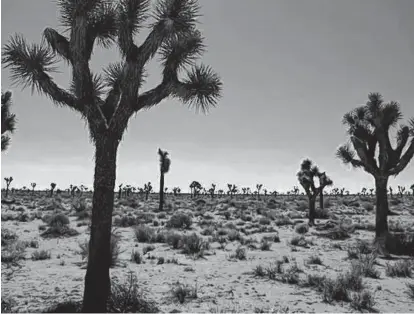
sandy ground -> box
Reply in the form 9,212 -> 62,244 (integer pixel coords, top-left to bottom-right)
1,192 -> 414,313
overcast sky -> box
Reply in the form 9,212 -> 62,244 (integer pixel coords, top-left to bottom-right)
1,0 -> 414,192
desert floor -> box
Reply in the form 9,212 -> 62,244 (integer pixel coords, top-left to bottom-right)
1,192 -> 414,313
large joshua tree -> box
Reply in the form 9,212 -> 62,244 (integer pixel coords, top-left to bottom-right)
336,93 -> 414,249
318,172 -> 333,209
2,0 -> 222,312
297,159 -> 333,226
1,90 -> 17,152
158,148 -> 171,211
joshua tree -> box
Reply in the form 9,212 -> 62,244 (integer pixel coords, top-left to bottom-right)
2,0 -> 221,311
117,184 -> 123,199
361,187 -> 367,196
389,186 -> 393,198
50,182 -> 56,197
189,181 -> 202,198
1,90 -> 17,152
336,93 -> 414,250
410,184 -> 414,196
31,182 -> 36,195
292,186 -> 299,196
209,184 -> 216,199
246,187 -> 251,195
397,185 -> 405,198
369,188 -> 374,196
263,189 -> 268,197
227,184 -> 238,198
271,190 -> 278,197
217,189 -> 224,197
172,187 -> 181,196
144,182 -> 153,201
256,184 -> 262,200
297,159 -> 332,225
318,172 -> 333,209
158,148 -> 171,211
4,176 -> 13,198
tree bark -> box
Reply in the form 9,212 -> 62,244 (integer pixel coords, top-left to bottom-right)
159,172 -> 164,211
375,176 -> 389,239
82,136 -> 119,313
308,195 -> 317,226
319,189 -> 324,209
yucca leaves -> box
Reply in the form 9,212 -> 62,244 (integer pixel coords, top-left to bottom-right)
1,91 -> 17,152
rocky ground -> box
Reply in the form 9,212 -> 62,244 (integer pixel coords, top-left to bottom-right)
1,192 -> 414,313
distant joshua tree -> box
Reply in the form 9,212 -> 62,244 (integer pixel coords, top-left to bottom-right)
217,189 -> 224,197
410,184 -> 414,196
4,176 -> 13,198
292,186 -> 299,196
172,187 -> 181,196
31,182 -> 36,195
369,188 -> 374,197
397,185 -> 405,198
144,182 -> 153,201
271,190 -> 278,197
361,187 -> 367,196
336,93 -> 414,252
190,181 -> 202,198
297,159 -> 333,225
50,182 -> 56,197
318,172 -> 333,209
227,184 -> 238,198
256,184 -> 263,200
388,186 -> 393,198
158,148 -> 171,211
118,184 -> 123,200
1,90 -> 17,152
209,184 -> 216,199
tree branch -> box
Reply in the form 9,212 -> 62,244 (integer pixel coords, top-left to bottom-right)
388,138 -> 414,176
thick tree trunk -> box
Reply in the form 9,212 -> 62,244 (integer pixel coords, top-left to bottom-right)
319,189 -> 324,209
159,172 -> 164,211
5,186 -> 9,198
375,176 -> 389,239
308,195 -> 317,226
82,136 -> 119,313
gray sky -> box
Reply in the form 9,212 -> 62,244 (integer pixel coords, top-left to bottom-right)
1,0 -> 414,192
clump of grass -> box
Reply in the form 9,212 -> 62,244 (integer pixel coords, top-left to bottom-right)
40,213 -> 79,238
259,217 -> 271,225
166,212 -> 193,229
171,282 -> 198,304
350,290 -> 376,311
108,271 -> 159,313
260,239 -> 272,251
227,229 -> 242,242
134,225 -> 155,243
1,297 -> 16,313
253,265 -> 266,277
165,232 -> 183,249
31,250 -> 51,261
406,283 -> 414,299
1,240 -> 27,264
295,223 -> 309,234
1,228 -> 18,246
385,260 -> 412,277
131,250 -> 143,264
181,233 -> 209,257
114,215 -> 137,227
290,235 -> 311,247
352,252 -> 380,279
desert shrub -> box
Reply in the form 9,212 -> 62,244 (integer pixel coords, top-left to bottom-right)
253,265 -> 266,277
350,290 -> 376,311
131,250 -> 143,264
1,241 -> 27,264
362,202 -> 374,211
108,271 -> 159,313
230,246 -> 247,260
351,253 -> 380,279
295,223 -> 309,234
385,260 -> 412,277
181,233 -> 209,256
72,198 -> 88,212
315,208 -> 330,219
259,217 -> 271,225
171,282 -> 198,304
165,232 -> 183,249
303,274 -> 326,289
223,211 -> 231,220
275,216 -> 293,226
323,198 -> 332,209
1,297 -> 16,313
114,215 -> 137,227
407,283 -> 414,299
200,226 -> 215,236
296,201 -> 308,211
142,245 -> 155,255
48,213 -> 70,227
75,210 -> 90,220
384,232 -> 414,256
40,225 -> 79,238
1,229 -> 18,246
166,213 -> 193,229
31,250 -> 51,261
227,229 -> 242,242
260,240 -> 272,251
44,301 -> 82,313
134,225 -> 155,243
307,255 -> 323,265
290,235 -> 310,247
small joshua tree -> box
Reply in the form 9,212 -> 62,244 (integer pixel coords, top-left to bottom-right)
361,187 -> 367,196
227,184 -> 238,198
410,184 -> 414,196
217,189 -> 224,197
31,182 -> 36,195
50,182 -> 56,197
118,184 -> 123,199
144,182 -> 153,201
297,159 -> 332,225
158,148 -> 171,211
256,184 -> 262,200
4,176 -> 13,198
336,93 -> 414,250
389,186 -> 393,198
369,188 -> 374,197
172,187 -> 180,196
209,183 -> 216,199
1,90 -> 17,152
292,186 -> 299,196
318,172 -> 333,209
397,185 -> 405,198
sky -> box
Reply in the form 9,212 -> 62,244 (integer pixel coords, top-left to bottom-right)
1,0 -> 414,193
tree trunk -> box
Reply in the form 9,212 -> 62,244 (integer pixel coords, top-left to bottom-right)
319,189 -> 324,209
5,186 -> 9,198
308,195 -> 317,226
374,176 -> 389,239
159,172 -> 164,211
50,189 -> 53,197
82,136 -> 119,313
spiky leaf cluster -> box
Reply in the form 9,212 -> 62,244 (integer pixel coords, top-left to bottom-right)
1,91 -> 17,151
336,93 -> 414,177
297,159 -> 332,197
158,148 -> 171,174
